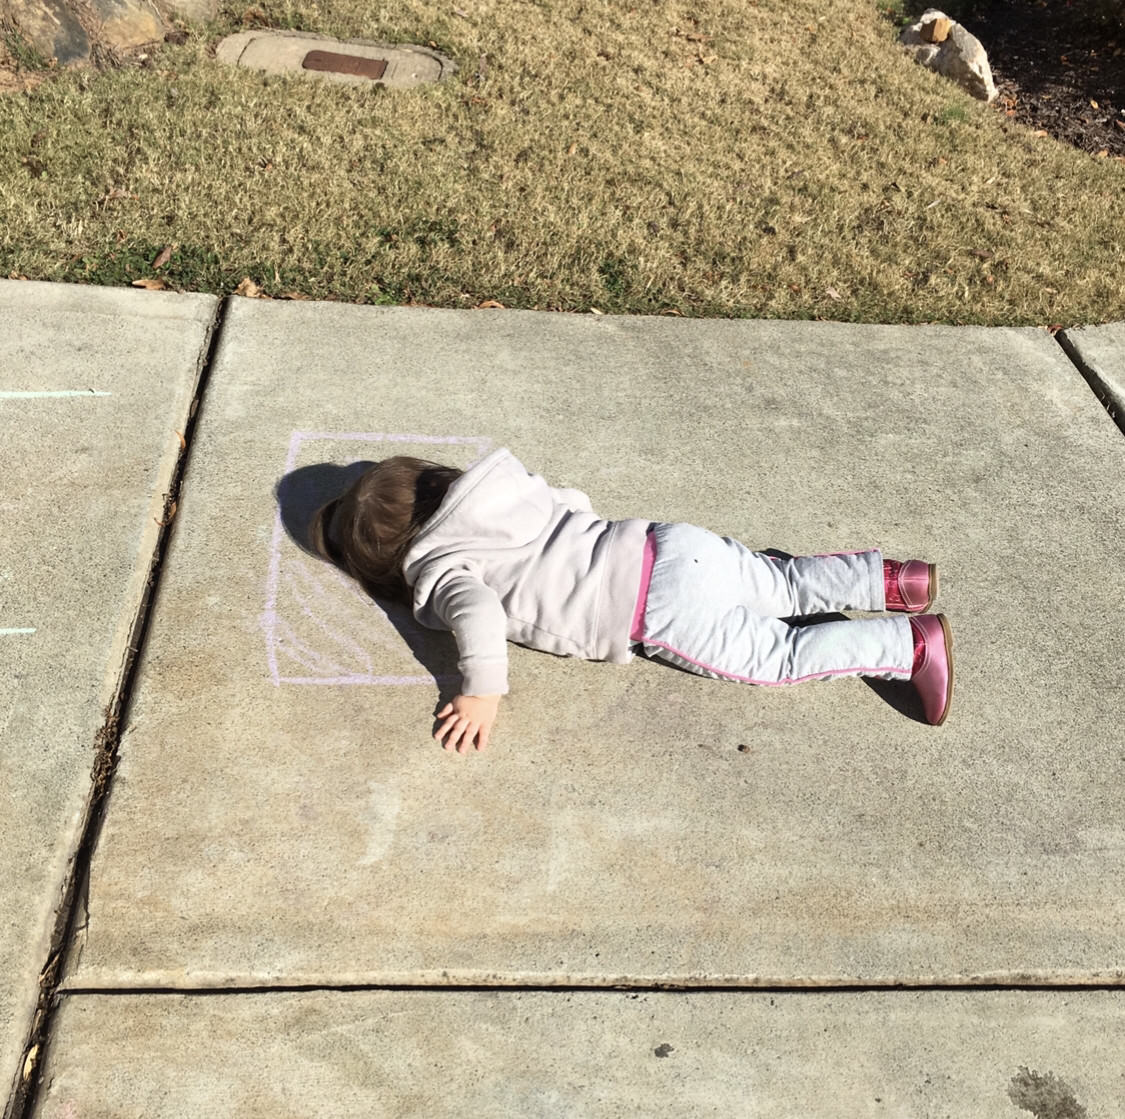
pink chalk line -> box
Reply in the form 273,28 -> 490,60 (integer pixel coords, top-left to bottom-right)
263,432 -> 491,686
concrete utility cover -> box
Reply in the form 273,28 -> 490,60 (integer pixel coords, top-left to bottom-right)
0,281 -> 215,1100
215,32 -> 454,88
33,990 -> 1125,1117
62,302 -> 1125,993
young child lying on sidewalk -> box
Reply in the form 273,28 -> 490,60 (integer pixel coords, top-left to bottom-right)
310,448 -> 953,752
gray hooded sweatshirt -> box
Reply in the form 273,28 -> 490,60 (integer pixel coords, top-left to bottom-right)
402,448 -> 649,696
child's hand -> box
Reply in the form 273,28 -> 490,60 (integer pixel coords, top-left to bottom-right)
434,694 -> 500,754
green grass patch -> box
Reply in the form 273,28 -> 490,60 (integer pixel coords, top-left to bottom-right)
2,23 -> 50,71
0,0 -> 1122,324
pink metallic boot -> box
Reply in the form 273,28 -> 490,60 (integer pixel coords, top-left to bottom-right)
909,614 -> 954,726
884,559 -> 938,613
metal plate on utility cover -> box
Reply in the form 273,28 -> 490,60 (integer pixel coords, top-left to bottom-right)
215,31 -> 455,88
303,51 -> 387,80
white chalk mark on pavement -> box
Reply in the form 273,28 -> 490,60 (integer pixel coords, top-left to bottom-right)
0,628 -> 36,636
0,390 -> 112,399
357,781 -> 401,866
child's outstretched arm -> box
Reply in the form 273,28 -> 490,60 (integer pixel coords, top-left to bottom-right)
426,569 -> 509,753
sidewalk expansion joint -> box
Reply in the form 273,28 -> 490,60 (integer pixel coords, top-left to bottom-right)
54,978 -> 1125,997
1054,328 -> 1124,437
6,297 -> 232,1119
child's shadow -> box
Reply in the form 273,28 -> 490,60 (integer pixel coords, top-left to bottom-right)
273,462 -> 460,692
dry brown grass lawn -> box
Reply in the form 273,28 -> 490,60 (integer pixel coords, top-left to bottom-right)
0,0 -> 1122,322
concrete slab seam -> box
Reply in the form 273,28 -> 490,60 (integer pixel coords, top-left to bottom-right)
1054,329 -> 1124,437
3,298 -> 228,1119
53,977 -> 1125,997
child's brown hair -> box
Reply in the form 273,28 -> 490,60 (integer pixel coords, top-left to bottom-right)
309,457 -> 462,602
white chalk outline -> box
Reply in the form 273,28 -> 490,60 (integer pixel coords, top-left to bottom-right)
0,390 -> 112,398
263,432 -> 492,686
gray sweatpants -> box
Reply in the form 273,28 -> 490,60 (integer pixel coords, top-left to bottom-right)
635,523 -> 914,685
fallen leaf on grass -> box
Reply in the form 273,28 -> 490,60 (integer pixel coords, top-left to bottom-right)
235,277 -> 267,298
475,299 -> 505,309
152,244 -> 175,269
1095,149 -> 1108,158
279,291 -> 312,301
98,188 -> 138,206
132,277 -> 169,291
825,286 -> 842,301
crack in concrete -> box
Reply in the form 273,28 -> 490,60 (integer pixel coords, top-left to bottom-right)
3,299 -> 227,1119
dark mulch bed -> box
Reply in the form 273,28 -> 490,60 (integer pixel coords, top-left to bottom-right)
957,0 -> 1125,157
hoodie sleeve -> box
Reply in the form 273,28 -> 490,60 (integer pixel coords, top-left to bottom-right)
427,568 -> 510,695
548,486 -> 594,514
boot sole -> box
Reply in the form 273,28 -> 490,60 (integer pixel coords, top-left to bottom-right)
934,612 -> 954,726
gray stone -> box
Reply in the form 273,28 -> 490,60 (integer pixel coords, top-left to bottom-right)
2,0 -> 90,65
155,0 -> 215,21
33,990 -> 1125,1117
1,0 -> 168,68
89,0 -> 162,51
215,31 -> 455,88
1059,322 -> 1125,424
0,280 -> 216,1102
59,303 -> 1125,994
900,8 -> 997,102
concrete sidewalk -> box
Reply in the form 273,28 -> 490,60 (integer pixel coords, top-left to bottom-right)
3,282 -> 1124,1117
1,282 -> 216,1115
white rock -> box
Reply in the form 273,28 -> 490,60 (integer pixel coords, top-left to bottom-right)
899,7 -> 997,102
